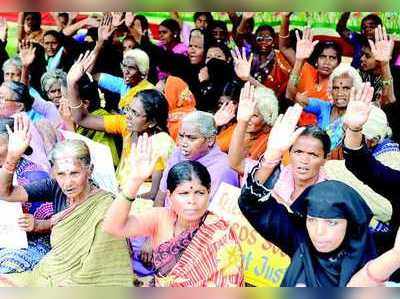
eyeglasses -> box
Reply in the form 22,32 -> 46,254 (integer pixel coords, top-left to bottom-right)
120,63 -> 138,72
256,36 -> 274,43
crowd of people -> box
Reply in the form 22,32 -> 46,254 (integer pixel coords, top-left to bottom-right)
0,11 -> 398,287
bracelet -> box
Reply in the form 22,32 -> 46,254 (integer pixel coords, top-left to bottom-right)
279,33 -> 290,39
382,78 -> 393,86
347,126 -> 363,133
366,261 -> 387,285
117,191 -> 135,202
289,73 -> 299,86
2,159 -> 18,173
69,101 -> 83,109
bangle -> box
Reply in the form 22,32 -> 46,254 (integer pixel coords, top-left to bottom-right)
289,73 -> 299,86
382,78 -> 393,86
347,126 -> 363,133
69,101 -> 83,109
279,33 -> 290,39
117,191 -> 135,202
366,261 -> 387,285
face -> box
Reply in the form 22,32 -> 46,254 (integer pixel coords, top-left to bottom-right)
170,177 -> 209,223
122,39 -> 135,54
211,27 -> 226,44
361,19 -> 378,40
4,65 -> 22,82
195,15 -> 208,30
46,82 -> 63,107
158,25 -> 175,45
24,14 -> 36,30
206,47 -> 226,63
331,76 -> 352,109
178,122 -> 212,160
53,157 -> 91,200
246,107 -> 266,134
58,15 -> 69,29
217,96 -> 237,111
121,57 -> 141,85
360,46 -> 377,72
0,85 -> 24,117
316,48 -> 339,77
125,98 -> 149,133
255,29 -> 274,54
306,216 -> 348,253
44,34 -> 61,57
290,135 -> 326,183
188,35 -> 205,65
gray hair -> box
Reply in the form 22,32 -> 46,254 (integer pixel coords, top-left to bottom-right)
49,139 -> 91,168
254,86 -> 279,126
328,64 -> 363,95
40,69 -> 67,94
2,57 -> 23,72
181,111 -> 217,138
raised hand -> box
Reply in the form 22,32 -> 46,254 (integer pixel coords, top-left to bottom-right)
86,16 -> 100,28
0,17 -> 8,42
369,25 -> 394,63
19,40 -> 36,67
242,12 -> 256,20
265,104 -> 305,160
129,133 -> 160,183
198,66 -> 209,82
17,213 -> 35,232
279,12 -> 293,18
58,98 -> 73,122
237,81 -> 256,122
67,50 -> 96,84
231,46 -> 253,81
295,27 -> 319,60
343,82 -> 374,131
6,113 -> 31,159
125,12 -> 135,28
214,101 -> 236,127
98,14 -> 114,44
111,12 -> 124,28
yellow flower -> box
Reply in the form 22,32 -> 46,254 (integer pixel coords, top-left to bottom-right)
216,243 -> 242,276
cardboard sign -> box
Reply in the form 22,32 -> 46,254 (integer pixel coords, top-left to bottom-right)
0,201 -> 28,249
209,183 -> 290,287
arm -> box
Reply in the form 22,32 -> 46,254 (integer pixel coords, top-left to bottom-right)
17,12 -> 24,43
228,82 -> 257,175
138,170 -> 162,200
236,12 -> 255,35
379,61 -> 395,105
103,133 -> 160,238
19,40 -> 36,87
62,17 -> 99,37
17,214 -> 51,233
348,228 -> 400,287
336,12 -> 352,40
286,28 -> 319,101
278,12 -> 296,66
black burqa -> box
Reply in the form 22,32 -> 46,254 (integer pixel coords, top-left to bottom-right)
281,180 -> 377,287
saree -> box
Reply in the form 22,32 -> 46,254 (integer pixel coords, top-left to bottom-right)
118,79 -> 155,111
0,190 -> 133,286
153,214 -> 244,287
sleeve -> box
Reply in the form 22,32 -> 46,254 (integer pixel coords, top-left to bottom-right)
103,115 -> 127,135
30,88 -> 62,124
98,73 -> 126,95
238,163 -> 301,257
24,178 -> 58,203
303,98 -> 326,116
344,144 -> 400,204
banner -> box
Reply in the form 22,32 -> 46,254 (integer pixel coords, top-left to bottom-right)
208,183 -> 290,287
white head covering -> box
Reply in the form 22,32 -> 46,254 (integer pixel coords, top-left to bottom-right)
123,48 -> 150,77
362,105 -> 391,142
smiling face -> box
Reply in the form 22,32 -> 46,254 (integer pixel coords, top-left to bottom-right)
306,216 -> 348,253
211,27 -> 226,44
169,177 -> 209,223
316,48 -> 339,77
53,157 -> 91,201
289,135 -> 326,183
331,75 -> 353,109
178,122 -> 212,160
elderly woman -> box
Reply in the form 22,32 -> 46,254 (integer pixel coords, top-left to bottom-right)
223,83 -> 279,177
155,110 -> 239,207
67,52 -> 175,191
0,116 -> 52,274
40,69 -> 67,108
295,64 -> 363,159
0,117 -> 132,286
103,135 -> 244,287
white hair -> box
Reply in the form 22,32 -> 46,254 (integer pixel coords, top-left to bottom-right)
253,86 -> 279,127
181,111 -> 217,138
328,64 -> 363,95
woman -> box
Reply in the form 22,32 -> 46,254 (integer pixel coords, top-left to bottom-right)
0,117 -> 132,286
358,25 -> 395,106
155,110 -> 239,206
67,52 -> 175,190
0,116 -> 52,274
221,83 -> 278,165
40,69 -> 67,108
103,135 -> 244,287
208,20 -> 229,46
286,28 -> 342,125
295,64 -> 363,159
17,12 -> 44,45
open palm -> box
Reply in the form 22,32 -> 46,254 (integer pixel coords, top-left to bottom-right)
295,28 -> 319,60
130,133 -> 159,182
237,82 -> 256,122
7,113 -> 31,158
231,46 -> 253,81
369,25 -> 394,62
343,83 -> 374,130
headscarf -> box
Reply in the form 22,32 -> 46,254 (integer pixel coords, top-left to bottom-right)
283,180 -> 376,287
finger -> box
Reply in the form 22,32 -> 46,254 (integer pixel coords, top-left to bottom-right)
242,47 -> 247,61
6,124 -> 12,135
234,46 -> 241,59
289,127 -> 306,145
360,82 -> 371,102
368,39 -> 377,56
383,25 -> 388,41
295,29 -> 301,42
248,52 -> 254,65
312,40 -> 319,48
230,49 -> 237,62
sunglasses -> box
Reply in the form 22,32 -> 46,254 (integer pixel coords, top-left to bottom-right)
256,36 -> 274,43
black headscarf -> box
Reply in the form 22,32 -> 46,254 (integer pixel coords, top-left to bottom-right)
282,180 -> 376,287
